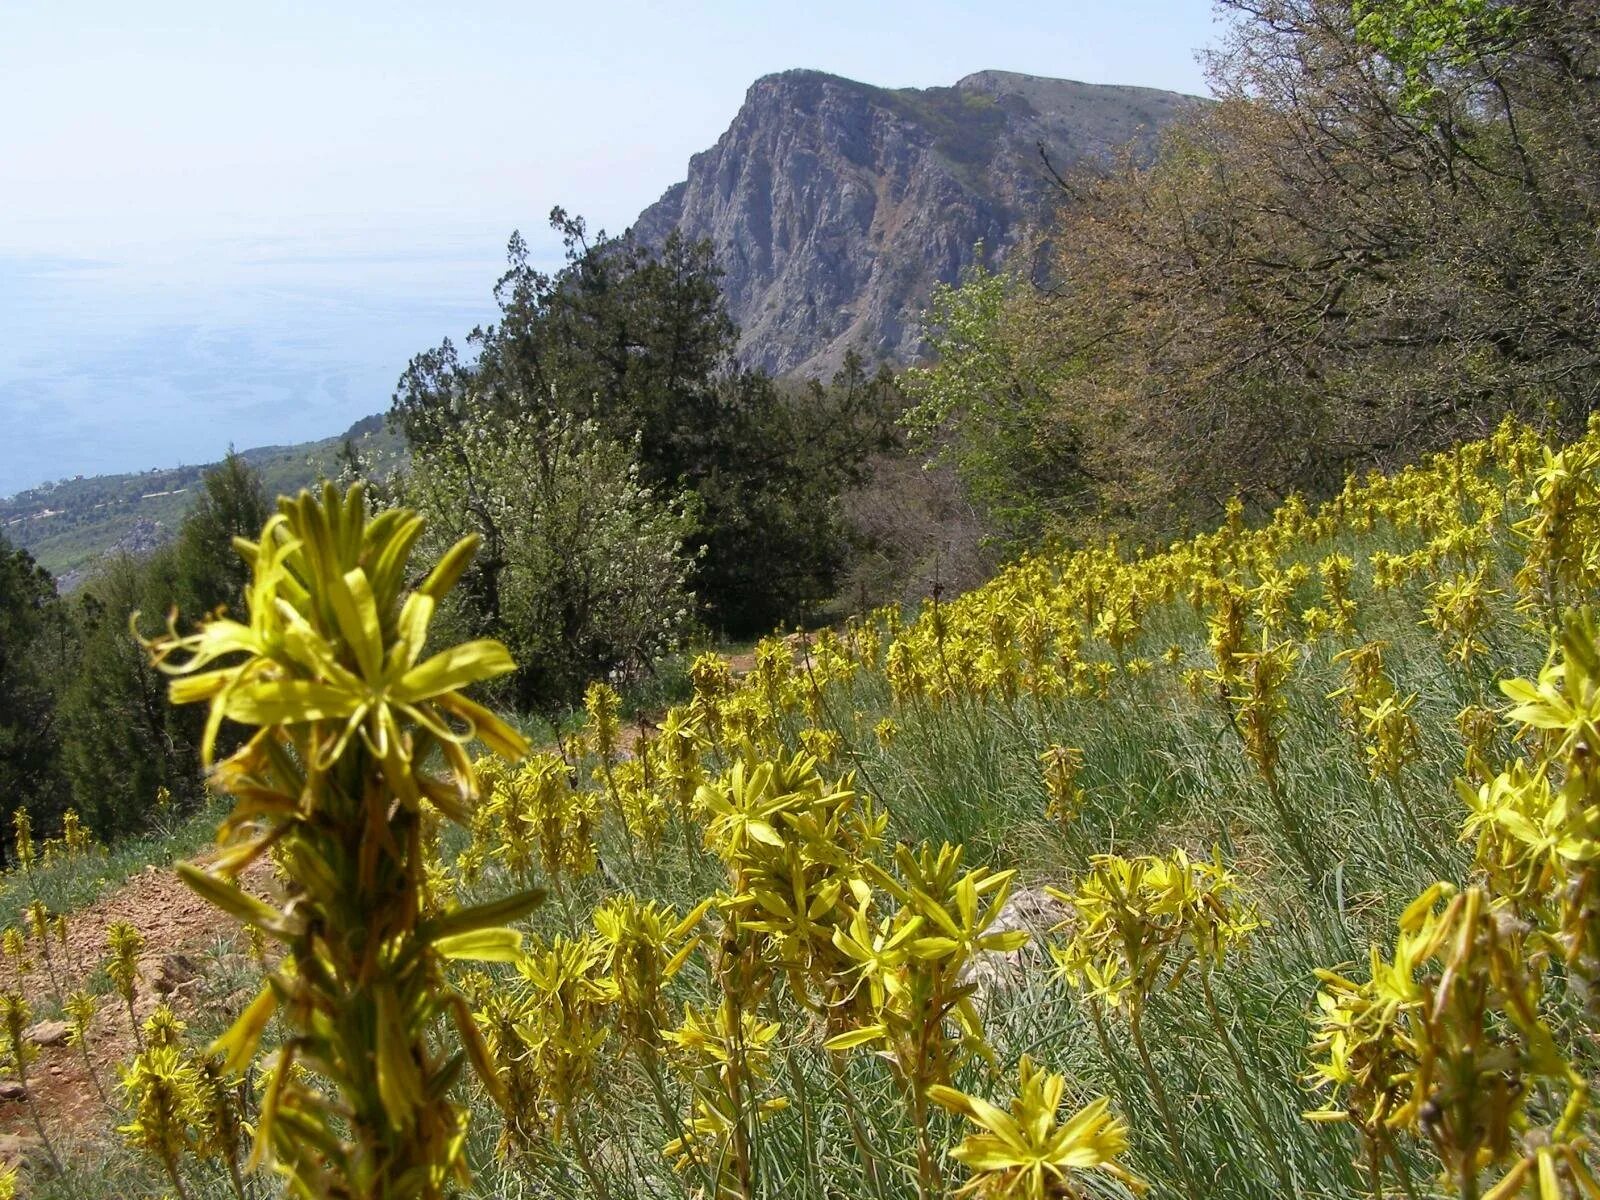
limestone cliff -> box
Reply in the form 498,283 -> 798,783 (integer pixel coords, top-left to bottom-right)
632,69 -> 1196,374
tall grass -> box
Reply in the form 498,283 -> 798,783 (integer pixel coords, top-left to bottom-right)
33,452 -> 1564,1199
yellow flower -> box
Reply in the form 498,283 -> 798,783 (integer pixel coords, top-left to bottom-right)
137,484 -> 537,1196
141,483 -> 526,808
929,1054 -> 1145,1199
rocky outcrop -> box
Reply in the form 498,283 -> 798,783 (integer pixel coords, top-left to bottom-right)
633,69 -> 1197,376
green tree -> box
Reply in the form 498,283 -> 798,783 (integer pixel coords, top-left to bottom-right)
901,260 -> 1086,548
908,0 -> 1600,539
57,456 -> 270,836
698,355 -> 905,631
170,450 -> 269,618
399,402 -> 696,712
393,212 -> 734,477
0,534 -> 72,854
59,553 -> 195,836
393,210 -> 890,634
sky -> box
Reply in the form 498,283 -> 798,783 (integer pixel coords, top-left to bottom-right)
0,0 -> 1222,497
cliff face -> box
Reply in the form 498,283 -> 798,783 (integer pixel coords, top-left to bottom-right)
632,69 -> 1197,376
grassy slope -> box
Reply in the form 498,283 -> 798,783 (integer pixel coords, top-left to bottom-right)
34,432 -> 1559,1199
445,448 -> 1528,1200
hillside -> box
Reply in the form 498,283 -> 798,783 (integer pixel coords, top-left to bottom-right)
14,415 -> 1598,1200
0,416 -> 402,585
633,68 -> 1197,374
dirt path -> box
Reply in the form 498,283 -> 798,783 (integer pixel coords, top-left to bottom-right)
0,856 -> 266,1161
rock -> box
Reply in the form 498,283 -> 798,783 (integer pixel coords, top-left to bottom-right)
633,69 -> 1197,377
25,1019 -> 69,1047
961,886 -> 1071,1000
154,952 -> 201,995
0,1080 -> 25,1101
0,1132 -> 40,1166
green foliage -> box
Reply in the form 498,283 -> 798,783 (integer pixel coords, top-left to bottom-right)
901,260 -> 1084,548
1353,0 -> 1528,108
695,357 -> 900,633
393,211 -> 893,636
56,456 -> 271,838
168,451 -> 270,619
0,533 -> 72,849
915,0 -> 1600,540
57,555 -> 198,836
399,405 -> 697,712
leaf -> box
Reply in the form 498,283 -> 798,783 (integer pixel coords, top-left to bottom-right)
178,863 -> 295,936
397,641 -> 519,702
327,567 -> 384,681
421,888 -> 545,941
910,936 -> 961,960
438,691 -> 531,761
824,1025 -> 887,1051
417,534 -> 480,601
224,679 -> 362,726
374,985 -> 422,1125
448,993 -> 510,1111
434,928 -> 523,963
211,984 -> 280,1074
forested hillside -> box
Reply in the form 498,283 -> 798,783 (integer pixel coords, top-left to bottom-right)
0,417 -> 401,584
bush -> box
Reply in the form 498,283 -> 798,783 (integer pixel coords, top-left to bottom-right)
399,404 -> 696,713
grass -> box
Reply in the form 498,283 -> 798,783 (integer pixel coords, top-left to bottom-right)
23,442 -> 1575,1199
459,529 -> 1540,1200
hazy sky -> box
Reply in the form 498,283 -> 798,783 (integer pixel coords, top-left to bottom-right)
0,0 -> 1222,496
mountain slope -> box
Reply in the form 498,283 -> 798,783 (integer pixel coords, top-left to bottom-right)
0,417 -> 402,586
633,68 -> 1198,375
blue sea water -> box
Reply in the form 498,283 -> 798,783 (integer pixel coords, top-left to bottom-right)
0,225 -> 542,498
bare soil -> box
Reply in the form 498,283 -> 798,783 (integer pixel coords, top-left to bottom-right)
0,856 -> 267,1157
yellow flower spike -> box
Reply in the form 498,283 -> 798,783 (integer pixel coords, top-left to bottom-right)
140,483 -> 538,1199
1040,746 -> 1086,826
10,811 -> 32,873
120,1043 -> 211,1197
1359,693 -> 1422,783
1424,567 -> 1500,666
1306,878 -> 1583,1199
1053,850 -> 1260,1022
591,893 -> 707,1048
142,1003 -> 187,1050
583,680 -> 622,765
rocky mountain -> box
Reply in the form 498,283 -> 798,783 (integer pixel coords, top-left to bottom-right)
632,68 -> 1198,376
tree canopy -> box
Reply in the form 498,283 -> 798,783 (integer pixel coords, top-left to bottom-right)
909,0 -> 1600,538
392,209 -> 897,635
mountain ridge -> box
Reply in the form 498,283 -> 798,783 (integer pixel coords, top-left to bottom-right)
632,67 -> 1198,374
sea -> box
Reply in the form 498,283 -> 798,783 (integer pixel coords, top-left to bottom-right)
0,222 -> 551,498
